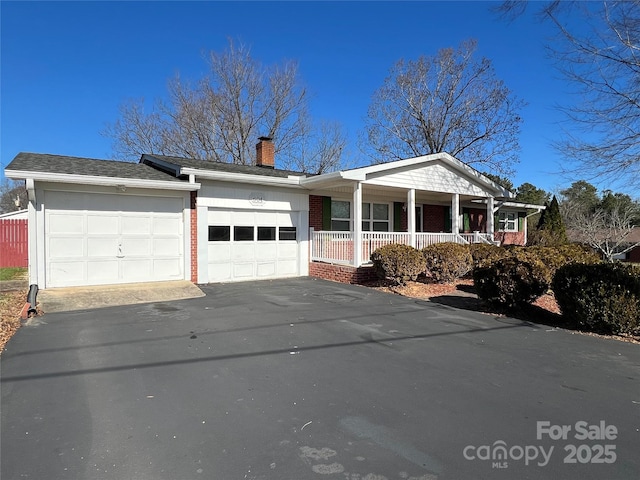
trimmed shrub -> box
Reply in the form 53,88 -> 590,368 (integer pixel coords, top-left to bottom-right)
469,243 -> 506,269
370,244 -> 426,285
553,263 -> 640,336
422,242 -> 472,283
474,257 -> 552,310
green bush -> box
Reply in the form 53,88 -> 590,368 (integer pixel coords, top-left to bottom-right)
552,263 -> 640,336
370,244 -> 426,285
422,242 -> 472,283
469,243 -> 506,269
474,257 -> 552,310
526,244 -> 600,276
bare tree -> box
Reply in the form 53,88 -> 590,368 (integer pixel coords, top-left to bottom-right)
363,39 -> 525,175
104,40 -> 345,171
279,120 -> 348,174
0,180 -> 27,214
496,1 -> 640,189
566,201 -> 640,262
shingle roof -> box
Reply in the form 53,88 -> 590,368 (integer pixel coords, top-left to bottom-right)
6,152 -> 185,183
142,154 -> 309,179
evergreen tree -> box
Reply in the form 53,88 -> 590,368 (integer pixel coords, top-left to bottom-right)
531,196 -> 568,246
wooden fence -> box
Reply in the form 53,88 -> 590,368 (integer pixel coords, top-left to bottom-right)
0,219 -> 28,268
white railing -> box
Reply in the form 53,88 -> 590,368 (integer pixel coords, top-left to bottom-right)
311,230 -> 354,264
311,230 -> 495,265
361,232 -> 411,263
460,232 -> 494,244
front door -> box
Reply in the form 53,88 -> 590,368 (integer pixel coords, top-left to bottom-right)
415,205 -> 423,232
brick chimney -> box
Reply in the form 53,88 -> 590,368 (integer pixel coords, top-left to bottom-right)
256,136 -> 275,168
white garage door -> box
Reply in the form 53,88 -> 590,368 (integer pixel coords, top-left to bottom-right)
207,208 -> 300,282
45,191 -> 184,288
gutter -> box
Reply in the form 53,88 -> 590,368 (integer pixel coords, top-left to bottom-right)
5,170 -> 201,191
180,167 -> 305,188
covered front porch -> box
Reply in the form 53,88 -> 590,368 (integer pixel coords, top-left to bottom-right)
300,152 -> 514,268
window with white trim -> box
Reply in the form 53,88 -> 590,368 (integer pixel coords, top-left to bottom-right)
498,212 -> 517,232
331,200 -> 351,231
362,203 -> 390,231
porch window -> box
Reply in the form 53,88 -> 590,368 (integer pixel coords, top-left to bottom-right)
362,203 -> 390,232
498,212 -> 517,232
331,200 -> 351,231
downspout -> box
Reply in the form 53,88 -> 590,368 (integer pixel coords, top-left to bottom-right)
523,207 -> 544,245
25,179 -> 37,286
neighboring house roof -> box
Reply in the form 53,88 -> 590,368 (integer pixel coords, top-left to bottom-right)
0,209 -> 27,220
567,226 -> 640,244
5,153 -> 199,191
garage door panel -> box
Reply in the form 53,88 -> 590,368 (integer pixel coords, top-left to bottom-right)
153,238 -> 180,256
257,262 -> 276,277
48,213 -> 84,234
208,210 -> 231,225
121,259 -> 152,281
153,217 -> 181,235
121,237 -> 151,256
233,262 -> 254,278
277,259 -> 298,276
87,237 -> 117,257
278,243 -> 298,258
50,237 -> 84,257
49,261 -> 85,286
209,243 -> 231,261
232,244 -> 255,261
87,260 -> 119,282
209,263 -> 231,282
121,216 -> 151,235
258,243 -> 277,259
87,215 -> 118,235
153,258 -> 182,277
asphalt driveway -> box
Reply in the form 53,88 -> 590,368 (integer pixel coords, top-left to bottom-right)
2,278 -> 639,479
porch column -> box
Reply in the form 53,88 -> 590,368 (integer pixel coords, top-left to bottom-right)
407,189 -> 416,247
353,181 -> 362,267
451,193 -> 460,234
486,196 -> 495,241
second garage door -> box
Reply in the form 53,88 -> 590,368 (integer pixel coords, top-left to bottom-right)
207,209 -> 300,282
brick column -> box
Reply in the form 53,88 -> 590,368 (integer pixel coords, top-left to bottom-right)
190,190 -> 198,283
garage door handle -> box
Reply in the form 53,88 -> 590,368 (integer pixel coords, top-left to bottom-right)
117,243 -> 124,258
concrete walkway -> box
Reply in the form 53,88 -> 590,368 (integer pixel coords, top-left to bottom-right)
37,280 -> 205,313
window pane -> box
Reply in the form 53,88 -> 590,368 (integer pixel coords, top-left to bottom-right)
373,221 -> 389,232
208,226 -> 230,241
373,203 -> 388,220
279,227 -> 297,241
331,220 -> 350,231
234,226 -> 254,241
362,203 -> 371,219
332,200 -> 350,219
362,221 -> 371,231
257,226 -> 276,241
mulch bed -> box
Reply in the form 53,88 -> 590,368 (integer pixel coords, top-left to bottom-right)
368,277 -> 639,344
0,289 -> 26,353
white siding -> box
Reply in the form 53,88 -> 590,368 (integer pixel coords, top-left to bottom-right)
364,161 -> 493,197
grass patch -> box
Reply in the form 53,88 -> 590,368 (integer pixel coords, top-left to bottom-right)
0,267 -> 28,281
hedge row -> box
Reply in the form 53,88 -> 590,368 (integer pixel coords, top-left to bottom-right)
371,242 -> 639,337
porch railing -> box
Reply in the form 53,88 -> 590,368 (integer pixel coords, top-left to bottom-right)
311,230 -> 495,266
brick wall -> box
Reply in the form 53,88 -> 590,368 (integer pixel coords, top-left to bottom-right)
309,262 -> 378,285
309,195 -> 324,230
423,205 -> 445,232
628,246 -> 640,263
190,191 -> 198,283
495,231 -> 526,246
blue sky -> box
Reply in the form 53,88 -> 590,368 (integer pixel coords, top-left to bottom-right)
1,1 -> 620,196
